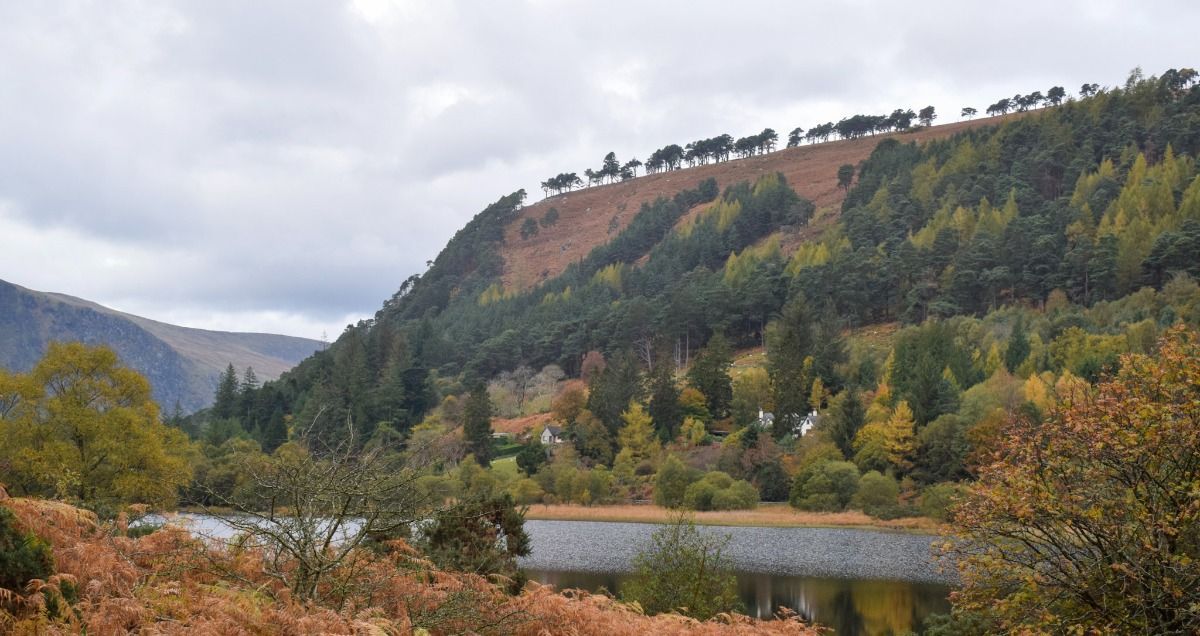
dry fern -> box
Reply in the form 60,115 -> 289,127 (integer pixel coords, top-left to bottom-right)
2,498 -> 823,635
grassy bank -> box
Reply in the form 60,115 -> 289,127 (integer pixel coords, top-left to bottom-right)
523,503 -> 940,533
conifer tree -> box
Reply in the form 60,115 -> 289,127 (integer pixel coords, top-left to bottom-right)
883,400 -> 916,474
768,297 -> 815,437
238,367 -> 259,421
260,406 -> 288,453
617,402 -> 661,462
647,363 -> 683,442
825,389 -> 865,458
463,384 -> 494,465
213,363 -> 240,419
587,352 -> 643,434
687,334 -> 733,419
1005,318 -> 1031,373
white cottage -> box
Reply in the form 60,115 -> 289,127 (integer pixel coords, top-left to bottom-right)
540,425 -> 565,445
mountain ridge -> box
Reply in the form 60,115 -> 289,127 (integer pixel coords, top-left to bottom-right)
0,278 -> 320,412
498,113 -> 1025,292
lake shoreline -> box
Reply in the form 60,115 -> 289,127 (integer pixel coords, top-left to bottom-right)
523,503 -> 942,534
518,519 -> 957,585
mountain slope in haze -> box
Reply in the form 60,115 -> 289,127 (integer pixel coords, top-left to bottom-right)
0,279 -> 321,412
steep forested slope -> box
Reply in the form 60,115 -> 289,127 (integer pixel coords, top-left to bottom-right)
246,71 -> 1200,444
497,115 -> 1021,292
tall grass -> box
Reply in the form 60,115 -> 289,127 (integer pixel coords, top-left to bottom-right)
524,503 -> 938,531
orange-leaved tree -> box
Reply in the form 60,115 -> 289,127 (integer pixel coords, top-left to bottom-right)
945,326 -> 1200,633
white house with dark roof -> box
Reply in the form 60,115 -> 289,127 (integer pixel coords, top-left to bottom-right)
540,425 -> 565,445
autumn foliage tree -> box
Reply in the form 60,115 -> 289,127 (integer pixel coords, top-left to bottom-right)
945,327 -> 1200,633
0,342 -> 192,509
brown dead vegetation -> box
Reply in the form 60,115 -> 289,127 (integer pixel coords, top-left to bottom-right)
1,497 -> 822,635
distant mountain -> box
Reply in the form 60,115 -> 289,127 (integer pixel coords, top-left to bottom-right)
0,279 -> 321,412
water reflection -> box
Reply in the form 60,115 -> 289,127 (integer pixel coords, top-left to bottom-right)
525,569 -> 950,635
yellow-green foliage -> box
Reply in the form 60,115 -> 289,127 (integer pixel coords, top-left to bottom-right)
722,234 -> 781,286
787,232 -> 850,276
910,160 -> 938,208
712,199 -> 743,232
478,282 -> 515,306
1180,174 -> 1200,220
752,171 -> 785,197
678,197 -> 742,238
541,286 -> 573,305
1048,326 -> 1127,374
591,263 -> 624,292
1096,148 -> 1198,292
909,139 -> 993,210
865,183 -> 892,223
0,343 -> 193,508
910,191 -> 1017,249
1069,158 -> 1117,210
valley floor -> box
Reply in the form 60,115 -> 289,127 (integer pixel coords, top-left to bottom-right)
523,503 -> 939,533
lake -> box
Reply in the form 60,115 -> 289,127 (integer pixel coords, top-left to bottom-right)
519,520 -> 954,635
154,513 -> 954,634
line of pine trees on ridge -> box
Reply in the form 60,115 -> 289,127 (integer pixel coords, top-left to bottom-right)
537,72 -> 1198,199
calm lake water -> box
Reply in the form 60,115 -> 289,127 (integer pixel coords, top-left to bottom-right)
155,514 -> 953,634
519,520 -> 954,635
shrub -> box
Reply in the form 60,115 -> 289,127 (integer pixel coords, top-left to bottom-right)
753,460 -> 791,502
423,493 -> 531,591
520,217 -> 539,239
711,480 -> 758,511
622,515 -> 740,619
852,471 -> 899,516
508,478 -> 545,505
681,472 -> 758,511
654,455 -> 695,508
790,460 -> 860,511
515,440 -> 548,476
683,479 -> 719,511
919,482 -> 963,522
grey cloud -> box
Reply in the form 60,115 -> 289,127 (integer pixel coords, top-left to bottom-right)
0,0 -> 1196,337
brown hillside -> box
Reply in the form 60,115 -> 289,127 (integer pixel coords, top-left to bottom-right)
501,114 -> 1024,292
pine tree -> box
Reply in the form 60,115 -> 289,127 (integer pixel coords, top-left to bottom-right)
826,389 -> 865,458
239,367 -> 260,425
586,351 -> 642,434
463,384 -> 494,465
646,363 -> 682,442
687,334 -> 733,419
212,363 -> 240,419
1005,317 -> 1031,373
768,298 -> 815,437
260,406 -> 288,453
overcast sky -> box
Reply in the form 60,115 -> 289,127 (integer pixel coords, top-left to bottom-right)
0,1 -> 1195,339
